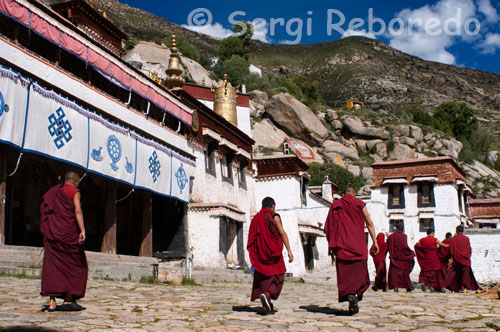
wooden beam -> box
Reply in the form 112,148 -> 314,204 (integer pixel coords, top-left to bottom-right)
0,151 -> 6,245
139,191 -> 152,257
101,181 -> 117,254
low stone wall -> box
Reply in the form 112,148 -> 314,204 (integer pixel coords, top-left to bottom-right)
158,259 -> 186,284
466,229 -> 500,283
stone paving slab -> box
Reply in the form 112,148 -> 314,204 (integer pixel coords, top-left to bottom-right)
0,276 -> 499,331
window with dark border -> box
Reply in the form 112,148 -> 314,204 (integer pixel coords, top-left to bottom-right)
205,142 -> 217,177
221,152 -> 234,185
388,184 -> 405,209
418,183 -> 435,208
389,219 -> 405,233
301,176 -> 308,207
419,218 -> 435,232
238,159 -> 247,190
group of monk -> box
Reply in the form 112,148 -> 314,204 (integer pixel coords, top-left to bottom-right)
248,187 -> 480,316
39,173 -> 480,316
370,225 -> 479,294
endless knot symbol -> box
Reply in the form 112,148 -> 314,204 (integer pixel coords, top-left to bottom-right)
107,135 -> 122,172
175,164 -> 188,194
148,151 -> 161,183
47,107 -> 72,149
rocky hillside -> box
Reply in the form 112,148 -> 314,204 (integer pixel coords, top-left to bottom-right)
250,91 -> 500,198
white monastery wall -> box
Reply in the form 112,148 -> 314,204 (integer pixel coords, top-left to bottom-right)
466,230 -> 500,283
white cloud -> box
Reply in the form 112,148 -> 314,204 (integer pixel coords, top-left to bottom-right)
342,29 -> 377,39
182,22 -> 233,39
478,0 -> 500,23
479,32 -> 500,53
387,0 -> 479,65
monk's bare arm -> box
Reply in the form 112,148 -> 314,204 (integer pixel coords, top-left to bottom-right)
73,192 -> 85,243
362,207 -> 379,254
436,240 -> 449,247
274,215 -> 294,263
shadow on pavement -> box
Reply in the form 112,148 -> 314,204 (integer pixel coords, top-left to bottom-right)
2,327 -> 61,332
299,305 -> 351,316
232,305 -> 268,315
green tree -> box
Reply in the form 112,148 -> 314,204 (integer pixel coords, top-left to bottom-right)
432,102 -> 478,141
216,55 -> 250,86
308,163 -> 365,193
219,36 -> 249,61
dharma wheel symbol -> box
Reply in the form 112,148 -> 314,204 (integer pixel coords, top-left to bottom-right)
175,164 -> 188,194
107,135 -> 122,172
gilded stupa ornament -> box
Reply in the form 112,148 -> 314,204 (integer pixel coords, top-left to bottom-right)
213,74 -> 238,126
164,35 -> 185,88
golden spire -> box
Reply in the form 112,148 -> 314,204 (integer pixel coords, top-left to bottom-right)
164,35 -> 185,88
213,74 -> 238,126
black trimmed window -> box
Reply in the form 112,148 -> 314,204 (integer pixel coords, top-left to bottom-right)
301,176 -> 308,207
419,218 -> 435,232
458,189 -> 463,213
238,159 -> 248,190
205,142 -> 217,176
389,219 -> 405,233
388,184 -> 405,209
221,152 -> 233,184
418,182 -> 435,208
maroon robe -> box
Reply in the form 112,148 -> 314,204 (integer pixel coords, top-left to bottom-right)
370,233 -> 388,290
387,230 -> 415,291
415,236 -> 444,290
438,238 -> 455,289
40,184 -> 88,300
449,233 -> 479,291
247,209 -> 286,301
324,194 -> 370,302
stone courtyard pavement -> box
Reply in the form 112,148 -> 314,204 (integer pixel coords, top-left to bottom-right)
0,276 -> 499,332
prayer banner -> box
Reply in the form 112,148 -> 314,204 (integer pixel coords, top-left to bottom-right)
87,117 -> 136,186
23,82 -> 88,168
135,139 -> 172,197
171,155 -> 193,203
0,67 -> 29,148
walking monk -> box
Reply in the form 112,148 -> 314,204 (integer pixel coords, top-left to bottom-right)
449,225 -> 479,292
387,223 -> 415,292
247,197 -> 294,313
370,233 -> 388,292
414,228 -> 449,292
40,171 -> 88,312
438,232 -> 455,289
324,186 -> 378,315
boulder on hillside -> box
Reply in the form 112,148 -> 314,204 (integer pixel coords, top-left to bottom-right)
410,125 -> 424,142
400,137 -> 417,148
362,167 -> 373,182
348,165 -> 361,177
388,124 -> 410,137
389,143 -> 415,160
325,109 -> 338,122
343,118 -> 391,140
323,140 -> 359,160
324,152 -> 347,167
440,138 -> 463,159
248,90 -> 268,105
332,120 -> 343,130
367,139 -> 383,151
264,93 -> 329,146
251,119 -> 288,149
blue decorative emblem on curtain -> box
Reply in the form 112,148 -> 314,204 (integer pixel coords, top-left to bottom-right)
125,157 -> 134,174
107,135 -> 122,172
91,146 -> 103,162
175,163 -> 188,194
148,151 -> 161,183
47,107 -> 72,149
0,91 -> 9,117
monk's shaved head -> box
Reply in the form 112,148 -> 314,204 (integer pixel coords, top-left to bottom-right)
345,186 -> 357,196
64,171 -> 80,183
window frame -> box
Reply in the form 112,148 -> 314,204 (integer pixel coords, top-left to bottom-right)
388,184 -> 405,209
419,218 -> 435,232
417,182 -> 435,208
221,151 -> 234,185
205,142 -> 217,177
389,219 -> 405,233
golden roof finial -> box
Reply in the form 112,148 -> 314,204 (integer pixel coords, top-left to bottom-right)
164,34 -> 185,88
213,73 -> 238,126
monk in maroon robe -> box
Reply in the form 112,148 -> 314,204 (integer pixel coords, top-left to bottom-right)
387,224 -> 415,292
438,232 -> 455,289
414,228 -> 449,292
324,187 -> 378,315
40,171 -> 88,312
247,197 -> 293,313
449,225 -> 479,292
370,233 -> 388,291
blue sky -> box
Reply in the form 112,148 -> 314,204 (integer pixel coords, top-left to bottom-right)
120,0 -> 500,73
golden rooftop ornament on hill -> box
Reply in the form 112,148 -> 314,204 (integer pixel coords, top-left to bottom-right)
213,74 -> 238,127
164,35 -> 185,88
